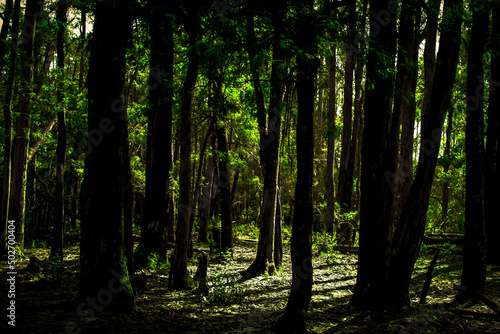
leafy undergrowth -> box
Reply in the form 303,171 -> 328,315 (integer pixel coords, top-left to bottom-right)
1,236 -> 499,333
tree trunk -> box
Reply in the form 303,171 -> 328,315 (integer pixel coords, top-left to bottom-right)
171,13 -> 200,291
77,0 -> 134,308
0,0 -> 19,256
388,0 -> 463,307
420,0 -> 440,135
244,2 -> 285,277
485,3 -> 500,265
198,155 -> 214,243
325,50 -> 336,237
441,107 -> 453,224
352,0 -> 398,307
9,0 -> 41,255
274,186 -> 283,270
461,0 -> 488,296
336,1 -> 356,246
273,1 -> 316,331
134,2 -> 174,270
395,1 -> 419,217
50,0 -> 67,261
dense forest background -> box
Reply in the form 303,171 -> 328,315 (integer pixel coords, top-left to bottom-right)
0,0 -> 499,333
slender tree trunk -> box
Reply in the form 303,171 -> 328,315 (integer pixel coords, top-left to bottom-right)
325,50 -> 336,236
78,9 -> 86,90
216,123 -> 232,254
388,0 -> 463,307
0,0 -> 19,256
134,2 -> 174,269
77,0 -> 134,308
485,3 -> 500,265
352,0 -> 398,307
244,2 -> 285,277
198,155 -> 214,243
420,0 -> 440,135
171,14 -> 200,290
273,1 -> 316,331
0,0 -> 13,74
336,1 -> 356,246
50,0 -> 67,261
9,0 -> 42,255
462,1 -> 488,296
441,107 -> 453,224
274,186 -> 283,269
395,1 -> 419,217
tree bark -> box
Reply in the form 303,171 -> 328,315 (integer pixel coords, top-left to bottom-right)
441,107 -> 453,224
395,1 -> 420,217
485,3 -> 500,265
273,0 -> 316,331
171,12 -> 200,290
388,0 -> 463,307
352,0 -> 398,307
9,0 -> 41,255
244,2 -> 285,277
325,49 -> 336,236
50,0 -> 68,261
461,0 -> 488,296
134,1 -> 174,270
336,1 -> 356,246
0,0 -> 19,256
77,0 -> 134,308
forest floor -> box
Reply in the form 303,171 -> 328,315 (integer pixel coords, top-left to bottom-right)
1,230 -> 500,334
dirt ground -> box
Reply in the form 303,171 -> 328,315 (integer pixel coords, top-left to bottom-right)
1,234 -> 499,333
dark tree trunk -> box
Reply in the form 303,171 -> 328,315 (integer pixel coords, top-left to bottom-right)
0,0 -> 19,256
78,9 -> 86,90
274,186 -> 283,270
77,0 -> 134,308
9,0 -> 41,255
395,1 -> 420,217
244,2 -> 285,277
0,0 -> 13,75
485,3 -> 500,265
462,1 -> 488,296
388,0 -> 462,307
352,0 -> 398,307
420,0 -> 440,134
325,50 -> 336,237
198,155 -> 214,243
441,107 -> 453,224
171,14 -> 200,290
216,123 -> 232,254
134,2 -> 174,270
336,1 -> 356,246
50,0 -> 68,261
273,1 -> 316,332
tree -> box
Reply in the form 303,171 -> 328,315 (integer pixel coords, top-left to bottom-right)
388,0 -> 463,306
336,0 -> 356,246
77,0 -> 134,307
8,0 -> 42,254
170,5 -> 201,290
325,48 -> 336,236
273,0 -> 317,331
394,0 -> 420,216
50,0 -> 68,261
461,0 -> 489,296
352,0 -> 398,306
243,0 -> 286,277
134,0 -> 174,270
485,1 -> 500,265
0,0 -> 19,256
